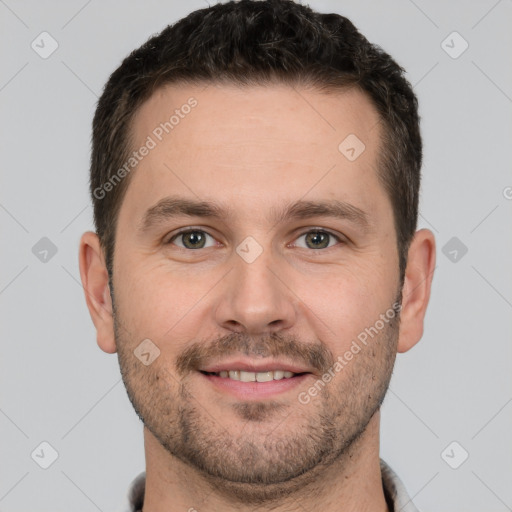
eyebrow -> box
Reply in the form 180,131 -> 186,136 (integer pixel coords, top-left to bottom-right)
138,195 -> 371,233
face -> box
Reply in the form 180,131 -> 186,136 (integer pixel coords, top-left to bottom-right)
110,83 -> 402,495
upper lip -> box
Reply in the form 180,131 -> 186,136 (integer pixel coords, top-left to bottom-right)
199,358 -> 314,374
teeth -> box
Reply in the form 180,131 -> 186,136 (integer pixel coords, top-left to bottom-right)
214,370 -> 297,381
256,371 -> 273,382
240,371 -> 256,382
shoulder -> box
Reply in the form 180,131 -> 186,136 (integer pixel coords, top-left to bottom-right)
126,471 -> 146,512
380,459 -> 421,512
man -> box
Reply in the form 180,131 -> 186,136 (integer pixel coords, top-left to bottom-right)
78,0 -> 435,510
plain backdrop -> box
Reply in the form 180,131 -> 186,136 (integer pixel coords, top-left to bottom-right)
1,1 -> 511,511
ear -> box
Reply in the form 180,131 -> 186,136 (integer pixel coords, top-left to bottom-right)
397,229 -> 436,353
78,231 -> 117,354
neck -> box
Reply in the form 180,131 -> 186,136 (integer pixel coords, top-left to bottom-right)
141,411 -> 390,512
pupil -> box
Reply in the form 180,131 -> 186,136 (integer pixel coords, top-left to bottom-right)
185,231 -> 204,248
307,231 -> 328,249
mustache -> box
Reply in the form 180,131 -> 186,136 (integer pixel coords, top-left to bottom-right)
175,332 -> 335,377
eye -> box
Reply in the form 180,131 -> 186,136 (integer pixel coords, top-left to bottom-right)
292,229 -> 342,250
166,228 -> 344,251
167,229 -> 217,249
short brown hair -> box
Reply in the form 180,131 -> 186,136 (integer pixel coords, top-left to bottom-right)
90,0 -> 422,284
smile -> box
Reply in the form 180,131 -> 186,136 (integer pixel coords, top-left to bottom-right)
201,370 -> 301,382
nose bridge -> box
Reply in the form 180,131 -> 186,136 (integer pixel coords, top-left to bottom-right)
215,239 -> 296,334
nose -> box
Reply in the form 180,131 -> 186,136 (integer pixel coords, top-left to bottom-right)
214,247 -> 297,335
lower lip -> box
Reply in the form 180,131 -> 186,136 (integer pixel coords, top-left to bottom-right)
199,372 -> 311,400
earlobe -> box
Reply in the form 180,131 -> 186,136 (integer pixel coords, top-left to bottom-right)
397,229 -> 436,353
78,231 -> 117,354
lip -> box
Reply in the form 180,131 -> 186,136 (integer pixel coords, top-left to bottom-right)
200,371 -> 312,400
199,358 -> 314,374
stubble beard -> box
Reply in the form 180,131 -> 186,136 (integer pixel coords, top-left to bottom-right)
113,294 -> 400,504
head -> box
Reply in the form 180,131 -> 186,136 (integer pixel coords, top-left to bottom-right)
80,0 -> 435,502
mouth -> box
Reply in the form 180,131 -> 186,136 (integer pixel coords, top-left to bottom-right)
200,369 -> 306,382
197,360 -> 314,400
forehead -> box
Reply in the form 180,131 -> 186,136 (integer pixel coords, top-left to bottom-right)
121,82 -> 387,224
132,82 -> 381,157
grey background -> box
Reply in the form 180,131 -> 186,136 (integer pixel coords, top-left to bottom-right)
1,0 -> 511,511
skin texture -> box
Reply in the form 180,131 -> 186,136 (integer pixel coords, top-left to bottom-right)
79,83 -> 436,512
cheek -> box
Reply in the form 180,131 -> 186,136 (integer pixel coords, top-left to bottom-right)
115,258 -> 213,341
297,264 -> 395,353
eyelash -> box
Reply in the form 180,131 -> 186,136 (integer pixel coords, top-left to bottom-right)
166,228 -> 345,250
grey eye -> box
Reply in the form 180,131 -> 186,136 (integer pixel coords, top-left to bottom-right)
170,230 -> 215,249
295,230 -> 339,250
